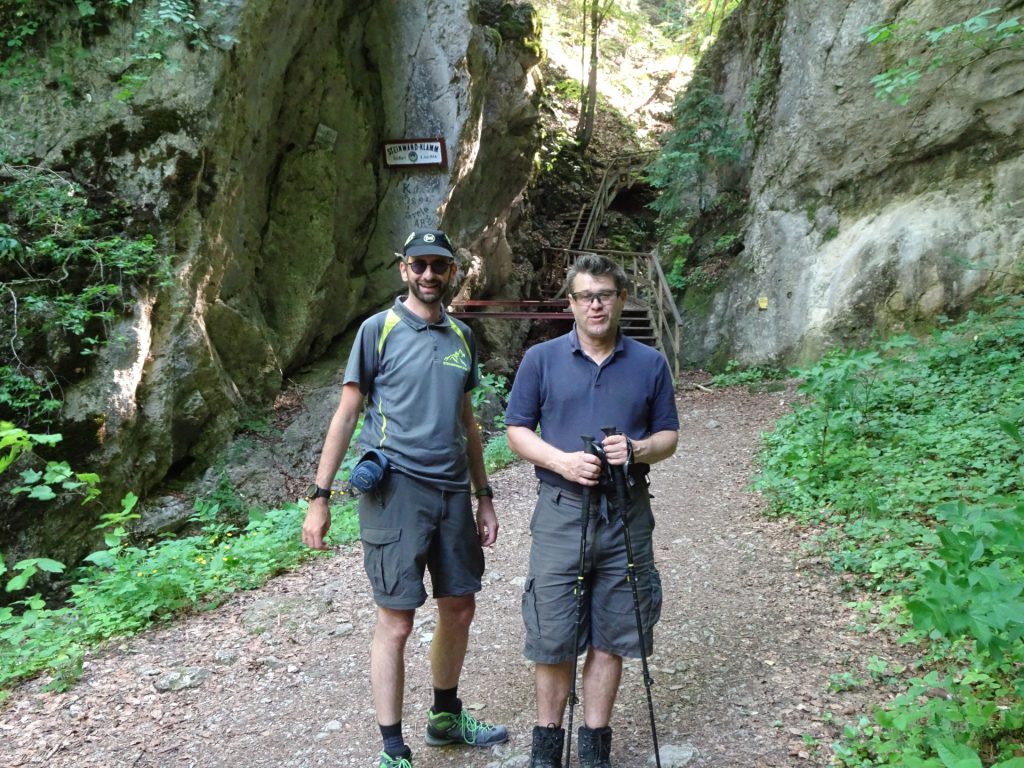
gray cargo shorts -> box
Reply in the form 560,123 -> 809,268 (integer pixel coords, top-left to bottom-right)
358,471 -> 484,610
521,480 -> 662,664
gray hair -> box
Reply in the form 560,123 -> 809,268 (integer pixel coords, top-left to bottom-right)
566,252 -> 627,294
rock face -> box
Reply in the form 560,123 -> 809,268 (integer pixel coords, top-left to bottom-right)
0,0 -> 540,565
680,0 -> 1023,366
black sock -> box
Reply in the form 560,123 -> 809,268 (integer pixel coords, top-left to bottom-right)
379,721 -> 405,755
432,686 -> 460,715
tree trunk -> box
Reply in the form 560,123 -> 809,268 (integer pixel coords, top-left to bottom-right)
576,1 -> 606,149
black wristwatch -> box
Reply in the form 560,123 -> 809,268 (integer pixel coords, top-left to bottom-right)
306,483 -> 332,500
474,485 -> 494,499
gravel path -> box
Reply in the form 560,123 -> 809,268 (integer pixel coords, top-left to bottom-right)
1,377 -> 898,767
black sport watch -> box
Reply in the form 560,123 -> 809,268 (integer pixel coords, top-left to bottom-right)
306,483 -> 332,500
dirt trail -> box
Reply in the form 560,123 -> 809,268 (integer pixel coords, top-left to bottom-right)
1,379 -> 896,767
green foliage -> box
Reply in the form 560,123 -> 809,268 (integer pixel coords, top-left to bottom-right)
756,297 -> 1024,765
0,0 -> 237,98
0,421 -> 100,508
482,0 -> 542,57
710,359 -> 783,388
0,162 -> 172,426
484,433 -> 518,474
0,420 -> 60,472
648,74 -> 743,218
11,460 -> 101,503
0,496 -> 359,692
0,416 -> 368,694
471,366 -> 518,473
647,73 -> 745,267
649,0 -> 745,55
473,366 -> 510,432
864,7 -> 1024,105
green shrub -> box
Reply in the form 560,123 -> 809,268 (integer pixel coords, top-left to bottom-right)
0,163 -> 172,427
756,297 -> 1024,765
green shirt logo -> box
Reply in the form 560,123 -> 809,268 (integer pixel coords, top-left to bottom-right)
443,348 -> 470,371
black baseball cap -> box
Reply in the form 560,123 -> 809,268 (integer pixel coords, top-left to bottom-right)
401,229 -> 455,259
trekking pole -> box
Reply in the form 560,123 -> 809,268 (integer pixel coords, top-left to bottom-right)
565,434 -> 598,768
601,426 -> 662,768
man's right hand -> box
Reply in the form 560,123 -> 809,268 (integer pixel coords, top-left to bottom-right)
301,498 -> 332,550
558,450 -> 604,486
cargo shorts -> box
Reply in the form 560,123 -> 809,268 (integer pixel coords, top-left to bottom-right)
521,480 -> 662,664
358,470 -> 484,610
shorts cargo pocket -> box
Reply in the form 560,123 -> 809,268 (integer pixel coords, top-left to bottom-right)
521,577 -> 540,637
361,527 -> 402,595
642,566 -> 663,630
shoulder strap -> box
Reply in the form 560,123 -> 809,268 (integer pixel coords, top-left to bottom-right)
377,308 -> 402,356
376,309 -> 470,358
446,316 -> 471,356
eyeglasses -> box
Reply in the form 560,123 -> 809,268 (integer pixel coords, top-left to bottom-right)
404,258 -> 453,275
569,289 -> 619,305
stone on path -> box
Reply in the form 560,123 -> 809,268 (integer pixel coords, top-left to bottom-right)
648,743 -> 700,767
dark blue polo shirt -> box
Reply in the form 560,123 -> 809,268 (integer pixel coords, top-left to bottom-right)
505,327 -> 680,493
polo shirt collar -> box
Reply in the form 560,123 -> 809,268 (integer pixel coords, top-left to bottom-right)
393,296 -> 449,330
568,325 -> 625,359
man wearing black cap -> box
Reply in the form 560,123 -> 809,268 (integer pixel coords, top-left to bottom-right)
302,228 -> 507,768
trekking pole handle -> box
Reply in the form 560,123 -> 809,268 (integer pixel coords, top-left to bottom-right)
600,426 -> 630,491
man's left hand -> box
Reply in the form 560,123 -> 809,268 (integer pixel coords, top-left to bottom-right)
601,433 -> 631,466
476,498 -> 498,546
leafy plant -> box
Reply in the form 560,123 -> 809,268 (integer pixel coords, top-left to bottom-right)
710,359 -> 783,388
864,7 -> 1024,105
650,0 -> 745,55
484,433 -> 518,474
0,0 -> 235,99
647,73 -> 745,273
0,162 -> 172,426
756,296 -> 1024,765
648,74 -> 744,224
0,495 -> 360,693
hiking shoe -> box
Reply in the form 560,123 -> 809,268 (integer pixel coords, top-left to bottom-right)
578,725 -> 612,768
529,724 -> 564,768
424,707 -> 509,747
378,748 -> 412,767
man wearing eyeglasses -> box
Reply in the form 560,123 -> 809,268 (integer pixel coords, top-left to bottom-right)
302,228 -> 507,768
506,253 -> 680,768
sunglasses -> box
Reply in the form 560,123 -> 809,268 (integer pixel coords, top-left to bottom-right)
403,258 -> 453,275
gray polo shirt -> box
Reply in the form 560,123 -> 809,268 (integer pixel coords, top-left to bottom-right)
344,296 -> 479,489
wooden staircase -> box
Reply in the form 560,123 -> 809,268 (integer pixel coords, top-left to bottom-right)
566,152 -> 653,261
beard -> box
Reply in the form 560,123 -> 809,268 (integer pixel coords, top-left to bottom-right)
407,277 -> 448,305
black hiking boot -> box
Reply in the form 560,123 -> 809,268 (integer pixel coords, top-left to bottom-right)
529,724 -> 565,768
578,725 -> 612,768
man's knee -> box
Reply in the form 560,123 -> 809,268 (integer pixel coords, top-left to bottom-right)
437,595 -> 476,629
376,607 -> 415,644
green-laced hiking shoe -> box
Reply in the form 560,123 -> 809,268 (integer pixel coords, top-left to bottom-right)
424,707 -> 509,747
378,748 -> 413,767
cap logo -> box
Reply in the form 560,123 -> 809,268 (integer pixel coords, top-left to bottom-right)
423,233 -> 436,243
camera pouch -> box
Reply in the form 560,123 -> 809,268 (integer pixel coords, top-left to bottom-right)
347,449 -> 390,495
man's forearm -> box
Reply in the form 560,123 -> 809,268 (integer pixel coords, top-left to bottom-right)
314,384 -> 364,488
507,425 -> 564,473
632,429 -> 678,466
462,394 -> 490,492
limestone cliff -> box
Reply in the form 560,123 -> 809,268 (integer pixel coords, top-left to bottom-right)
0,0 -> 540,565
679,0 -> 1023,366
